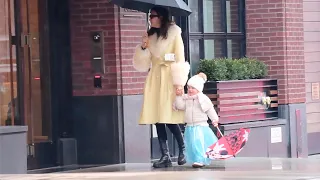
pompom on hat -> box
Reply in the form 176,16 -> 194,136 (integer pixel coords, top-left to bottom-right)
187,72 -> 207,92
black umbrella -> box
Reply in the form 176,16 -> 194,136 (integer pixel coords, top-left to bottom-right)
111,0 -> 192,16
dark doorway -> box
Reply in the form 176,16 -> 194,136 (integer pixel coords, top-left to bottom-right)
15,0 -> 72,170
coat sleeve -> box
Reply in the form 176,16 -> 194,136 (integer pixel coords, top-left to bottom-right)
206,106 -> 219,123
173,95 -> 186,111
171,62 -> 190,86
199,94 -> 219,123
133,45 -> 151,72
171,31 -> 190,86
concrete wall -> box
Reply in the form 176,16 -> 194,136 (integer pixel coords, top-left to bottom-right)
303,0 -> 320,154
0,126 -> 27,174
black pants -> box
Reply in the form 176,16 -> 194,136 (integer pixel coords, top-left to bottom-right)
155,123 -> 184,150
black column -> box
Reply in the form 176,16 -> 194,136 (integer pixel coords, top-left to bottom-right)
47,0 -> 73,139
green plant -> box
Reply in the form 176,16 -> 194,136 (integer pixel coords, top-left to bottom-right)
197,57 -> 268,81
198,58 -> 228,81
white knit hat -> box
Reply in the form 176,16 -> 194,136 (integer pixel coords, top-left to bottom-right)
187,73 -> 207,92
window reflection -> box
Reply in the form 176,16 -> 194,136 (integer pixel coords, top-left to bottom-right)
0,0 -> 18,126
189,39 -> 200,75
204,40 -> 224,59
227,39 -> 242,59
203,0 -> 223,32
226,0 -> 240,32
189,0 -> 200,32
188,0 -> 245,69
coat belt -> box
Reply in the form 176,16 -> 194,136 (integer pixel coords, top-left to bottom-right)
153,61 -> 172,108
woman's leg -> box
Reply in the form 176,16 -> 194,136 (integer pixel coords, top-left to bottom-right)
167,124 -> 186,165
153,123 -> 172,168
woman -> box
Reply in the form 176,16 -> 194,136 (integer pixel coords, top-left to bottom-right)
133,6 -> 189,168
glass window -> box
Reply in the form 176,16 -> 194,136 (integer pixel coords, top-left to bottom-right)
203,0 -> 223,32
226,0 -> 240,32
189,39 -> 200,75
0,0 -> 19,126
204,39 -> 224,59
189,0 -> 200,32
19,0 -> 52,143
187,0 -> 245,74
227,39 -> 243,58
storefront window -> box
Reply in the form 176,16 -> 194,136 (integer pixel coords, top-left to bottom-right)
0,0 -> 19,126
189,40 -> 200,75
189,0 -> 200,32
187,0 -> 246,75
203,0 -> 223,33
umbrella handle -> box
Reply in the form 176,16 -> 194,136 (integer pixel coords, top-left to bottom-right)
216,126 -> 224,137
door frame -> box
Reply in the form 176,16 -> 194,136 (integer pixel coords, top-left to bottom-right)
14,0 -> 57,170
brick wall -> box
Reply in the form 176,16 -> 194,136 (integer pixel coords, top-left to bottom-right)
118,9 -> 147,95
246,0 -> 305,104
69,0 -> 147,96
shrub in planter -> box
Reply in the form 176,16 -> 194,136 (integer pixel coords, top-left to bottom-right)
197,57 -> 277,124
197,58 -> 268,81
197,58 -> 228,81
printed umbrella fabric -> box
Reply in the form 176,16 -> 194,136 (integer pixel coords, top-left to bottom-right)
206,128 -> 250,160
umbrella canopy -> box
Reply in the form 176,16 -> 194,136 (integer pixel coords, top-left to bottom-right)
111,0 -> 192,16
206,128 -> 250,160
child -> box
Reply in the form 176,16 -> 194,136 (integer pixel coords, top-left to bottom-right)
173,72 -> 219,168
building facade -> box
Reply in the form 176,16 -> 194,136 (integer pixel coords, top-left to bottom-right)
0,0 -> 319,171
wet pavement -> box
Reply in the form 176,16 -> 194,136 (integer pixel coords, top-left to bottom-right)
1,157 -> 320,179
64,157 -> 320,172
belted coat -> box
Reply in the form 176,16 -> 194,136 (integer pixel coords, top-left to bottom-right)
133,24 -> 188,124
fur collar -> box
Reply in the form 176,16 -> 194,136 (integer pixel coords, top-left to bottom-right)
148,24 -> 182,58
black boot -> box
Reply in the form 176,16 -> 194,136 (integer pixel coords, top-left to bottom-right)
168,125 -> 186,165
176,136 -> 186,165
153,140 -> 172,168
177,144 -> 186,165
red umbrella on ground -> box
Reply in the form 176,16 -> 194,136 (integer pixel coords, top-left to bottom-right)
206,127 -> 250,160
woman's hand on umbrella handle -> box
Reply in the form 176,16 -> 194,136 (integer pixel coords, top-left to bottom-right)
141,33 -> 149,49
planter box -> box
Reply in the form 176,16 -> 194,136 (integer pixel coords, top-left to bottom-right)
203,79 -> 278,124
0,126 -> 28,174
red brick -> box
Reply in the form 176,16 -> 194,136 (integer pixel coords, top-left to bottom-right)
70,0 -> 147,96
246,0 -> 305,104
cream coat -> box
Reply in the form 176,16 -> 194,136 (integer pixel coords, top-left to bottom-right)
133,24 -> 188,124
173,93 -> 219,126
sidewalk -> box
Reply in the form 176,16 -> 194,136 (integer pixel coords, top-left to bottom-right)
1,157 -> 320,180
1,170 -> 320,180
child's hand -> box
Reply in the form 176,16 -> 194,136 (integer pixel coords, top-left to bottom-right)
213,122 -> 219,127
175,86 -> 183,96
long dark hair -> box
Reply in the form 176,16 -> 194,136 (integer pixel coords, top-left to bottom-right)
148,6 -> 173,39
